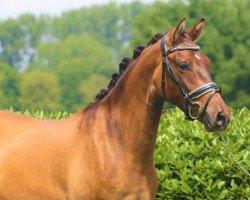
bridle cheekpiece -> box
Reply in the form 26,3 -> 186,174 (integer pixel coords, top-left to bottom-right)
160,34 -> 221,120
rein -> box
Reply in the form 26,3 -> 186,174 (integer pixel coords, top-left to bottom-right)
160,35 -> 221,120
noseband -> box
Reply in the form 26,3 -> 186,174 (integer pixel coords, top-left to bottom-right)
160,35 -> 221,120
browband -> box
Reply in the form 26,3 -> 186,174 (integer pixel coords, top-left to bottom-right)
160,35 -> 200,57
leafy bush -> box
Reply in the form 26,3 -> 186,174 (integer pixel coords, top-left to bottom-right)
16,109 -> 71,119
20,108 -> 249,199
155,108 -> 250,199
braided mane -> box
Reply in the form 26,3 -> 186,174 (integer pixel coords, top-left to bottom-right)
94,32 -> 165,102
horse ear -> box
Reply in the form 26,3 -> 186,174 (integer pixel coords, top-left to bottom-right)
171,17 -> 186,43
186,18 -> 205,41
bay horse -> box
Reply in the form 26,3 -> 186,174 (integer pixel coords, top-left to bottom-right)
0,18 -> 231,199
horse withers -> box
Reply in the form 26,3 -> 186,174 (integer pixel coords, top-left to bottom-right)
0,18 -> 231,199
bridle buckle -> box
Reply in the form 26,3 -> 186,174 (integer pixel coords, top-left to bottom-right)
187,102 -> 203,120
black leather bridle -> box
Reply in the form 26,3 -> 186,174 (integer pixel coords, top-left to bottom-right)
160,35 -> 221,120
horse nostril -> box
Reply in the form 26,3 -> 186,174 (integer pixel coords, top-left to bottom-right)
216,111 -> 226,127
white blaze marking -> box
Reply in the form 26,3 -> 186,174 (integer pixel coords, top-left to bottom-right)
195,53 -> 201,60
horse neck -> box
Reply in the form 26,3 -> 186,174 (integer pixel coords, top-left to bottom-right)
103,44 -> 164,162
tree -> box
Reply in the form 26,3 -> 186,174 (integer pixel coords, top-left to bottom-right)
51,2 -> 146,60
79,74 -> 109,105
30,34 -> 116,111
0,19 -> 25,68
18,71 -> 62,111
0,14 -> 52,71
0,62 -> 20,109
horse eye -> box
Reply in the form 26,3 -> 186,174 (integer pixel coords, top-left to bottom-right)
178,62 -> 189,70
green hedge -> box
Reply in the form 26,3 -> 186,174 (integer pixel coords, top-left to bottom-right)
155,108 -> 250,199
16,108 -> 250,199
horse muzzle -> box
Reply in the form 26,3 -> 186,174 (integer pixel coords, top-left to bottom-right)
200,93 -> 232,132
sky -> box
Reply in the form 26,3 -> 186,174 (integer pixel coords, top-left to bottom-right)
1,0 -> 152,20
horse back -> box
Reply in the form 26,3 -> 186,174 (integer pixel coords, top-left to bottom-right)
0,111 -> 39,147
0,110 -> 81,199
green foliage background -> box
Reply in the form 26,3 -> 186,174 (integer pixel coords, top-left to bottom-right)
0,0 -> 249,112
155,108 -> 250,199
19,108 -> 250,199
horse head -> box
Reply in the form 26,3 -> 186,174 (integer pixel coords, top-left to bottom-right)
155,17 -> 231,132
